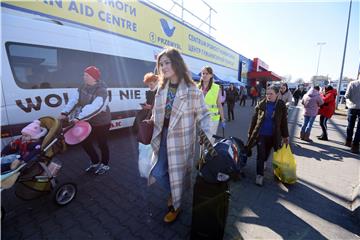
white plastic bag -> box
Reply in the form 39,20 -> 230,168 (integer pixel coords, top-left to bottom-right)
138,143 -> 153,178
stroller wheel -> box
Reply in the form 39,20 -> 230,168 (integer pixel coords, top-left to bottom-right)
53,182 -> 77,206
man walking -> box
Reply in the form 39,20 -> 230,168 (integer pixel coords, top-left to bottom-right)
345,79 -> 360,154
226,84 -> 238,121
250,86 -> 258,107
293,84 -> 306,106
239,87 -> 247,106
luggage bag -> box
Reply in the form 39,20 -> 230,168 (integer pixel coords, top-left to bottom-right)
190,175 -> 230,240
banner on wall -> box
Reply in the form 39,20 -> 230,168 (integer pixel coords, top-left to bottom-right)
3,0 -> 239,71
241,61 -> 248,80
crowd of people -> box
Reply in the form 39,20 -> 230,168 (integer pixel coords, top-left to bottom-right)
3,47 -> 359,226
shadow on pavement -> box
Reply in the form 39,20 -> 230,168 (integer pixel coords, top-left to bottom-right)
292,139 -> 357,161
2,102 -> 359,240
225,175 -> 360,239
329,118 -> 347,140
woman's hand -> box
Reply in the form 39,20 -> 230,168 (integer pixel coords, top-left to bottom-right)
58,114 -> 67,120
282,137 -> 289,145
143,103 -> 153,110
142,119 -> 154,125
72,118 -> 80,124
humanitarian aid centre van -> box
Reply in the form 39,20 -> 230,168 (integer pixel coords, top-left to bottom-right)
1,0 -> 240,143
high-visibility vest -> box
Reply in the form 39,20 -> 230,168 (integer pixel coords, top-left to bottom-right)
199,83 -> 220,121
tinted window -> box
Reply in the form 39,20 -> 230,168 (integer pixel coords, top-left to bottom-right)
92,52 -> 155,88
6,42 -> 156,89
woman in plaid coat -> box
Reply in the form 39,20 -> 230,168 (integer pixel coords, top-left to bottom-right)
148,48 -> 211,223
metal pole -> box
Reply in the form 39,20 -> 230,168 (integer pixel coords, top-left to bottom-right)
336,0 -> 352,109
201,0 -> 217,35
209,8 -> 212,35
181,0 -> 184,21
316,42 -> 326,76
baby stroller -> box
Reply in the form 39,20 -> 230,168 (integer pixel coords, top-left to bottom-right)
1,116 -> 77,220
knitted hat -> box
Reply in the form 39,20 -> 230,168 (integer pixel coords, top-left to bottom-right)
84,66 -> 101,81
21,120 -> 48,140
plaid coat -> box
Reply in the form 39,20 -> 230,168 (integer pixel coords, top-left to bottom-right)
149,80 -> 211,209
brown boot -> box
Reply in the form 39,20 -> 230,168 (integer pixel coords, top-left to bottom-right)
164,207 -> 181,223
300,131 -> 305,140
317,135 -> 328,141
345,140 -> 352,147
304,133 -> 313,142
351,144 -> 359,154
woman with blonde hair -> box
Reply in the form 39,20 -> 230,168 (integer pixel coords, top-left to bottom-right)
148,47 -> 211,223
198,66 -> 226,142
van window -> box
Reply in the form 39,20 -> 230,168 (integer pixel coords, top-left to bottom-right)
6,42 -> 156,89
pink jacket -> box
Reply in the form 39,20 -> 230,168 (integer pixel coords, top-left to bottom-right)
302,88 -> 324,117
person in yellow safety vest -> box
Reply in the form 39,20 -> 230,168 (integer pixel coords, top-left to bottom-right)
198,66 -> 226,142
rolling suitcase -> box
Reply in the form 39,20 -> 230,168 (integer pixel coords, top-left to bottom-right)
190,175 -> 230,240
191,129 -> 234,240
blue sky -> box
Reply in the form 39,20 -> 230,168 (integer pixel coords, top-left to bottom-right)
156,0 -> 359,82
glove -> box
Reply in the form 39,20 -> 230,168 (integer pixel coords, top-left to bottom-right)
221,121 -> 226,129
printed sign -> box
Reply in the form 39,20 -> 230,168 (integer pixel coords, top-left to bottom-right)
3,0 -> 239,70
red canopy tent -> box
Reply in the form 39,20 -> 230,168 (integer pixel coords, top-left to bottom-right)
247,71 -> 282,81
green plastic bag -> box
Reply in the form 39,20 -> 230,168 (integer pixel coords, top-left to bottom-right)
272,144 -> 297,184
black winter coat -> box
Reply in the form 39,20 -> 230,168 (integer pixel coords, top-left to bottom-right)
293,89 -> 306,99
247,98 -> 289,151
226,88 -> 239,103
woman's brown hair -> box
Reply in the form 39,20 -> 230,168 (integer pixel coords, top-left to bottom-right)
198,66 -> 213,90
156,47 -> 195,89
280,82 -> 289,93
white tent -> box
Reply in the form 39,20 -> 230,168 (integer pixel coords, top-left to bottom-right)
223,76 -> 246,87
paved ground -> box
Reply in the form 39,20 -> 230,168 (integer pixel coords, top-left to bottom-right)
1,100 -> 360,239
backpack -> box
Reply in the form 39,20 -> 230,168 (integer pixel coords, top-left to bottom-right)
199,137 -> 247,183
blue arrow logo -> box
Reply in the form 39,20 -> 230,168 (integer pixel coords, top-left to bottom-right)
160,18 -> 176,37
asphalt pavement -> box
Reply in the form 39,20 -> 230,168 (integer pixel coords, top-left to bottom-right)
1,100 -> 359,240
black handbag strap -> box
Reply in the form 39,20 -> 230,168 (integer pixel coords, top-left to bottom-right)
197,128 -> 217,170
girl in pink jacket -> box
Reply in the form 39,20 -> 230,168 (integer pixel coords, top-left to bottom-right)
300,86 -> 323,141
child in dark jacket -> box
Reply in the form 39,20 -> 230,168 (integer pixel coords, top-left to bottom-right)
1,120 -> 47,173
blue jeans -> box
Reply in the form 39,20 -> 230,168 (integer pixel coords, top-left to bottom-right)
151,127 -> 171,193
301,116 -> 316,134
346,109 -> 360,145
